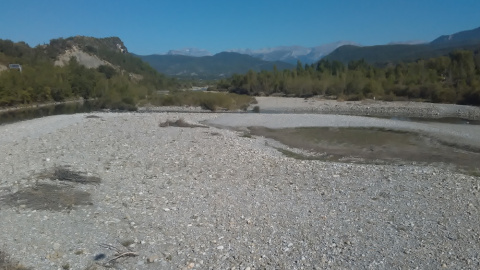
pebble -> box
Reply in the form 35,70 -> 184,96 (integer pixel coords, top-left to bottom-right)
147,255 -> 159,263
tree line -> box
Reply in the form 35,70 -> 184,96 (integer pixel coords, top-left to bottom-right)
214,49 -> 480,105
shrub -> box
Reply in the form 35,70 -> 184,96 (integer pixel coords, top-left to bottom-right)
94,98 -> 138,111
148,91 -> 255,111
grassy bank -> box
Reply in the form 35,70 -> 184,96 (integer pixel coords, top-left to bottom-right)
145,91 -> 256,111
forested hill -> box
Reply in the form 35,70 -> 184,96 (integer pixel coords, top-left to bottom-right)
0,36 -> 176,108
135,52 -> 294,79
324,26 -> 480,64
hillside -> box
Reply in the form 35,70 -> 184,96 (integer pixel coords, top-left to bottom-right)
0,36 -> 176,108
135,52 -> 294,79
324,26 -> 480,64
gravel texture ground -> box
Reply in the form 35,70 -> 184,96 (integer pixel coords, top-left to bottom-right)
0,100 -> 479,269
254,97 -> 480,120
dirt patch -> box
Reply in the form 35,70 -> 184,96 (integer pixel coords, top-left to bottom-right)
250,126 -> 480,172
1,167 -> 99,211
0,250 -> 31,270
159,119 -> 208,128
85,115 -> 102,119
0,183 -> 93,211
37,166 -> 101,184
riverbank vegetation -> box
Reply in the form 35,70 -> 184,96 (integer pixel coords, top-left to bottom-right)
0,38 -> 257,112
214,49 -> 480,105
147,91 -> 255,111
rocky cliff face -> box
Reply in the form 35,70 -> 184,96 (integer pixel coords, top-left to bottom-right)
50,36 -> 130,69
68,36 -> 128,53
54,45 -> 110,68
47,36 -> 128,60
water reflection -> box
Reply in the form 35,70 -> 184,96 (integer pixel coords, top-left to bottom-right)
0,101 -> 100,125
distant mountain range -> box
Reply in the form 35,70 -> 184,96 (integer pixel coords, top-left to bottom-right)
324,26 -> 480,64
166,48 -> 211,57
135,52 -> 294,79
136,41 -> 355,79
430,26 -> 480,45
159,41 -> 356,65
135,26 -> 480,79
226,41 -> 357,64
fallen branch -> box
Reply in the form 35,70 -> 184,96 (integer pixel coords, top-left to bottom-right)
99,243 -> 139,265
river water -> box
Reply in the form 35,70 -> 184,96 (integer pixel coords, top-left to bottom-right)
2,102 -> 479,126
0,101 -> 101,126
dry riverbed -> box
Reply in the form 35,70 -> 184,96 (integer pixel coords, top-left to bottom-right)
0,99 -> 480,269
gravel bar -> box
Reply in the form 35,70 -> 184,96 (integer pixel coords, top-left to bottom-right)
0,111 -> 479,269
254,97 -> 480,120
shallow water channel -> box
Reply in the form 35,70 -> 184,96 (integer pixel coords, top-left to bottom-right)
250,126 -> 480,173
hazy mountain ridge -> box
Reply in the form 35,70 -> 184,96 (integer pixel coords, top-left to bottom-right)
430,26 -> 480,46
387,40 -> 427,45
166,48 -> 212,57
139,25 -> 480,79
161,41 -> 357,65
324,26 -> 480,64
227,41 -> 358,64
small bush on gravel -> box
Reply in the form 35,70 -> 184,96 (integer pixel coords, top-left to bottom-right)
37,166 -> 101,184
159,119 -> 207,128
94,98 -> 138,112
85,115 -> 102,119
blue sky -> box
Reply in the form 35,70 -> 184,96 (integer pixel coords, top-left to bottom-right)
1,0 -> 479,55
